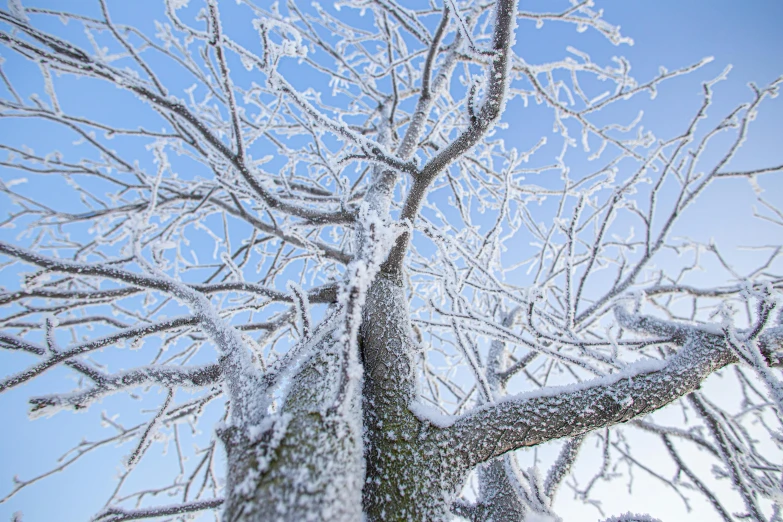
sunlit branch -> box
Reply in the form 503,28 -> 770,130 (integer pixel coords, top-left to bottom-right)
94,497 -> 224,522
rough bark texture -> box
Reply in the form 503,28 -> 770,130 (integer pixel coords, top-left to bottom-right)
361,274 -> 440,520
360,275 -> 478,520
447,331 -> 738,471
472,457 -> 528,521
223,328 -> 364,521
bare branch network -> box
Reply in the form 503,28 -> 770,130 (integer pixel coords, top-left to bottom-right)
0,0 -> 781,521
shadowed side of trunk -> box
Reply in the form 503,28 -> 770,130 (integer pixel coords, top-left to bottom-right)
361,275 -> 466,520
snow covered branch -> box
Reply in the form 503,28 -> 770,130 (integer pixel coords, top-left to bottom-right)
94,498 -> 224,522
445,312 -> 738,470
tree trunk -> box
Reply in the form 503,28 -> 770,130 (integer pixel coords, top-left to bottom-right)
222,326 -> 364,521
221,272 -> 463,521
361,274 -> 472,520
361,273 -> 434,519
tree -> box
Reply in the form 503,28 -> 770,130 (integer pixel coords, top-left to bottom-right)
0,0 -> 781,520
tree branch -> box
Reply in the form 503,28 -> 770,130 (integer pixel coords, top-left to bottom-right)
442,312 -> 737,471
28,364 -> 220,415
381,0 -> 517,275
95,498 -> 223,522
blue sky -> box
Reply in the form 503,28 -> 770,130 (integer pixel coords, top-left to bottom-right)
1,1 -> 782,521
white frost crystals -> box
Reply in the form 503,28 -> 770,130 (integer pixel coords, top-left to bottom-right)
166,0 -> 190,11
0,1 -> 782,521
6,0 -> 27,23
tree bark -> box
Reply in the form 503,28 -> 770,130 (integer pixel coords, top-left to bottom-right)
361,274 -> 443,519
222,326 -> 364,521
443,312 -> 738,472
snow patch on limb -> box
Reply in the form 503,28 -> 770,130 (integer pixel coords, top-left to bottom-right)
456,355 -> 668,429
412,353 -> 667,430
409,400 -> 456,429
600,513 -> 662,522
614,302 -> 694,341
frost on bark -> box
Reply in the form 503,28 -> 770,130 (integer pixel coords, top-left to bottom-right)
220,313 -> 364,522
1,1 -> 782,521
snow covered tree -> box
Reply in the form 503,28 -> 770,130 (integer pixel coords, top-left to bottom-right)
1,0 -> 782,520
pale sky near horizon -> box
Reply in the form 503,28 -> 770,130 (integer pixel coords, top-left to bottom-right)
0,1 -> 781,521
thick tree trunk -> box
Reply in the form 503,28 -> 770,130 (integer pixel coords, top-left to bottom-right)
222,327 -> 364,521
220,272 -> 460,522
360,274 -> 462,520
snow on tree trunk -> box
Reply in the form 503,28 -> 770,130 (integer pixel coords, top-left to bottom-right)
222,324 -> 363,521
361,274 -> 434,519
360,274 -> 468,520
